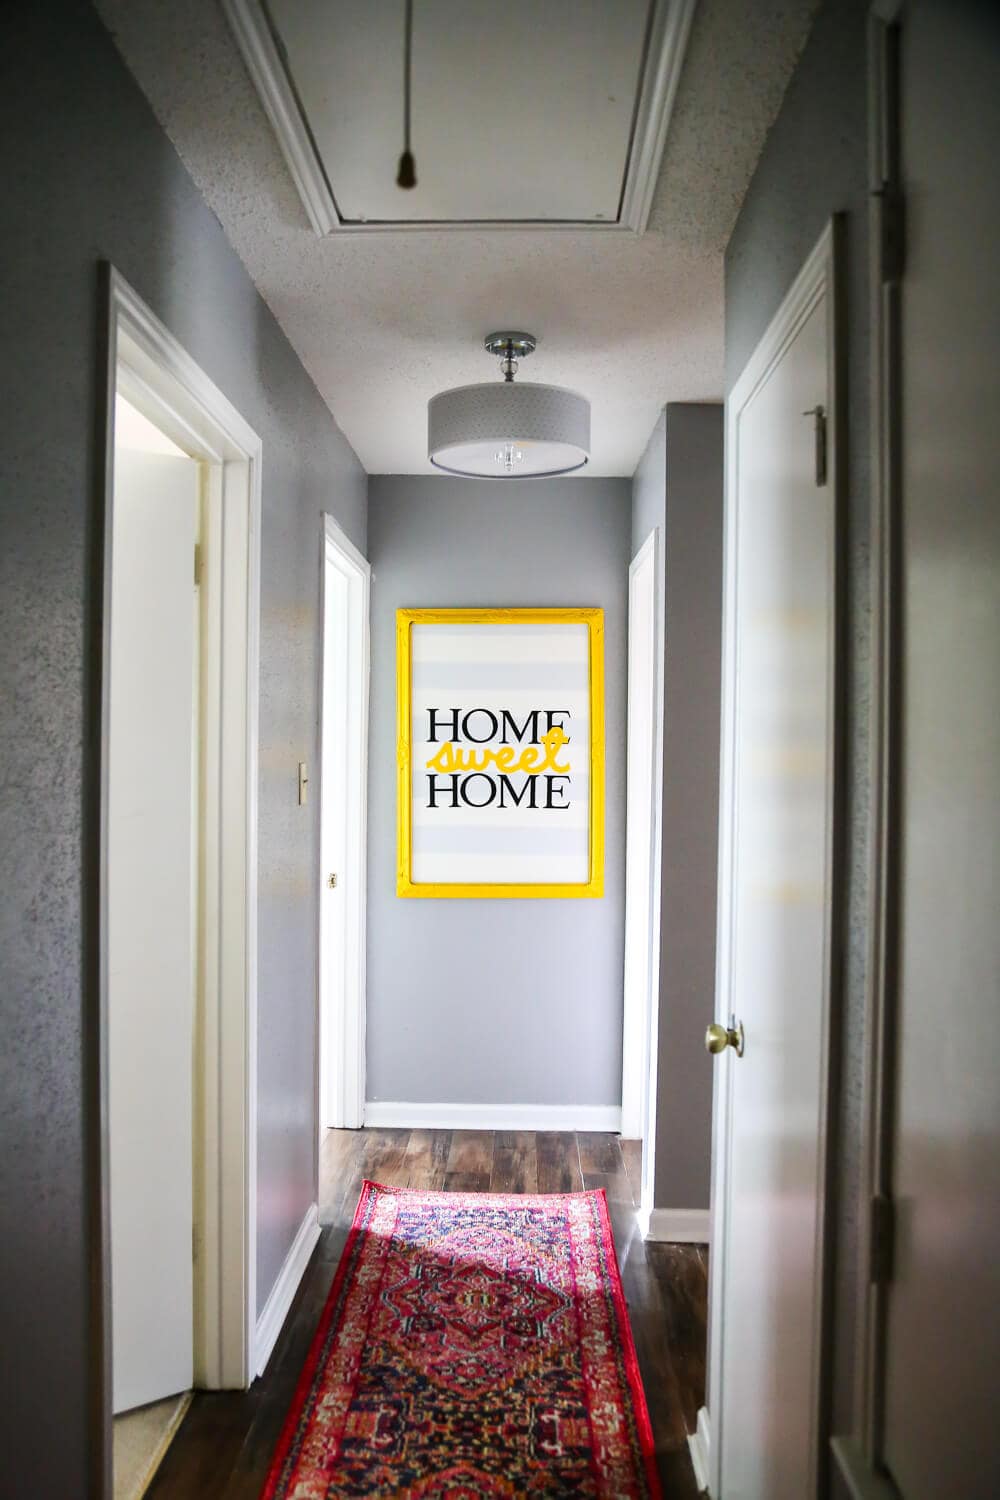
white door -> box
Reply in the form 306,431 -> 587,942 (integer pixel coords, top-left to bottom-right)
709,230 -> 838,1499
319,517 -> 370,1130
621,530 -> 661,1153
108,439 -> 199,1413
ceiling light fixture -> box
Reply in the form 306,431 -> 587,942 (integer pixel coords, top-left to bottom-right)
428,333 -> 590,479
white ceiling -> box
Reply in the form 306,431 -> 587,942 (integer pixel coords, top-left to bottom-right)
97,0 -> 819,477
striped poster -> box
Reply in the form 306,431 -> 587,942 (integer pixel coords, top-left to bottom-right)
409,620 -> 593,887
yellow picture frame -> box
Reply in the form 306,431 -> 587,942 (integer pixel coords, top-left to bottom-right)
397,607 -> 605,898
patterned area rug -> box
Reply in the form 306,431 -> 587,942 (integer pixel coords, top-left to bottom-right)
263,1182 -> 660,1498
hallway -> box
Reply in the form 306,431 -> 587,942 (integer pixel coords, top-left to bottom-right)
146,1130 -> 707,1498
2,4 -> 997,1496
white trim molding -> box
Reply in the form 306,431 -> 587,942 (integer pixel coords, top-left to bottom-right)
688,1407 -> 711,1495
254,1204 -> 321,1378
622,528 -> 666,1228
318,515 -> 370,1132
102,267 -> 261,1404
620,0 -> 699,233
645,1208 -> 711,1244
364,1102 -> 623,1134
840,15 -> 907,1497
221,0 -> 696,236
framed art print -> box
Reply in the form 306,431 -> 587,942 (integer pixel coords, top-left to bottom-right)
397,608 -> 605,898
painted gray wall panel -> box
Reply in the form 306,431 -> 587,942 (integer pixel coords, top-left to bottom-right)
631,409 -> 666,556
724,0 -> 871,1448
883,5 -> 1000,1491
366,476 -> 630,1108
0,4 -> 365,1490
629,405 -> 722,1212
655,405 -> 722,1211
630,406 -> 721,1214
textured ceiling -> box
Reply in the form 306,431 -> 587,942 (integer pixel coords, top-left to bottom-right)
96,0 -> 819,477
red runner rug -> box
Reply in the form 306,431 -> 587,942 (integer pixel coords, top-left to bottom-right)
263,1182 -> 661,1498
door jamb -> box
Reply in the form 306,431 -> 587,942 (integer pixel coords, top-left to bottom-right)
832,8 -> 906,1499
621,528 -> 664,1215
318,513 -> 370,1131
92,265 -> 261,1495
708,219 -> 845,1499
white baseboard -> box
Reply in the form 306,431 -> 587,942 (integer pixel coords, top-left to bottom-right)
688,1406 -> 711,1494
254,1202 -> 320,1377
645,1207 -> 711,1243
363,1101 -> 623,1133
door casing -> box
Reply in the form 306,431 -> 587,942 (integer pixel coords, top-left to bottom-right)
832,11 -> 906,1497
621,528 -> 664,1214
92,267 -> 262,1497
318,513 -> 370,1131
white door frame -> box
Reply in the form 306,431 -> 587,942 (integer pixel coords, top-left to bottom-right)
831,11 -> 904,1500
96,267 -> 261,1486
318,513 -> 370,1130
707,221 -> 843,1497
621,528 -> 664,1220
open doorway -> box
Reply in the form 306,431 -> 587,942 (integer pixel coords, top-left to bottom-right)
318,514 -> 370,1131
107,389 -> 201,1491
98,270 -> 261,1496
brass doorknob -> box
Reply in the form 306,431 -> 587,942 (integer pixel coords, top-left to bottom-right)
705,1020 -> 745,1057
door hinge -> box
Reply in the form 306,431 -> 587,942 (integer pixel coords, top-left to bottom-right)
870,1193 -> 895,1285
192,1222 -> 201,1265
193,542 -> 203,587
803,405 -> 828,487
874,182 -> 905,285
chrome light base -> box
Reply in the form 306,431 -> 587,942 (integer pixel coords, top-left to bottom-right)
483,332 -> 537,360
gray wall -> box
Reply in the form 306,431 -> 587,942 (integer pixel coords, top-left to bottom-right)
724,0 -> 872,1471
657,406 -> 723,1210
884,6 -> 1000,1490
366,476 -> 631,1109
631,406 -> 723,1214
0,3 -> 365,1492
631,410 -> 667,555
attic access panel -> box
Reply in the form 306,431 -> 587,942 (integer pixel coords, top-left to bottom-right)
224,0 -> 696,234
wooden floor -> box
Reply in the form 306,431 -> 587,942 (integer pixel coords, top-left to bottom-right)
147,1129 -> 707,1498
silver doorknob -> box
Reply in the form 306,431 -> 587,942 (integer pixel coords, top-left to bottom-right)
705,1020 -> 745,1057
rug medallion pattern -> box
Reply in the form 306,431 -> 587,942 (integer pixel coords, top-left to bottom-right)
262,1183 -> 660,1498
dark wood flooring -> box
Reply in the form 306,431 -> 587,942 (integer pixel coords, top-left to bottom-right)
146,1129 -> 707,1498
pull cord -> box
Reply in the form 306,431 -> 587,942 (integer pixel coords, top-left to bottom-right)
397,0 -> 417,188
